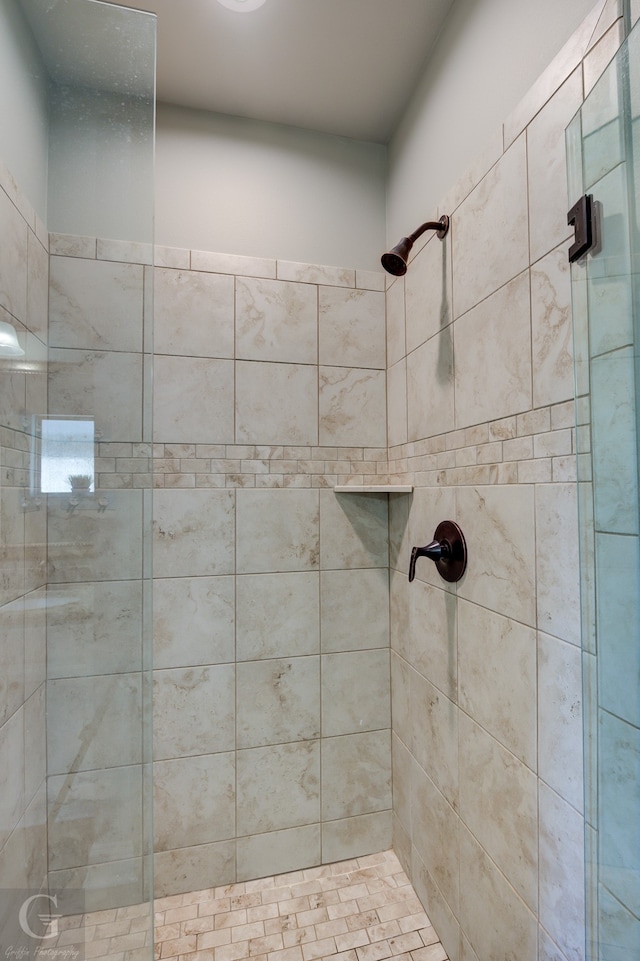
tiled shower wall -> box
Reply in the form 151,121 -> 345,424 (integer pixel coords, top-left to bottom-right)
0,160 -> 48,928
46,236 -> 395,898
386,3 -> 624,961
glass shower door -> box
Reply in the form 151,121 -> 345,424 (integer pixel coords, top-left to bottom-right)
566,17 -> 640,961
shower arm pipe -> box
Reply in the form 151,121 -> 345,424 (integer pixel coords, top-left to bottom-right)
407,215 -> 449,244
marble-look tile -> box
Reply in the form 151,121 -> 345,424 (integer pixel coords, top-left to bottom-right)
47,765 -> 142,870
452,136 -> 528,319
583,19 -> 625,97
598,711 -> 640,915
237,571 -> 319,659
391,651 -> 411,751
48,348 -> 143,443
410,671 -> 458,809
47,580 -> 143,677
237,488 -> 319,573
26,230 -> 49,343
237,740 -> 320,835
47,673 -> 142,774
23,590 -> 46,699
459,825 -> 537,961
48,858 -> 145,913
236,360 -> 318,445
319,489 -> 388,570
47,490 -> 144,583
460,714 -> 538,910
538,783 -> 585,961
387,359 -> 407,449
406,330 -> 454,442
587,167 -> 633,356
153,488 -> 235,578
320,568 -> 388,652
154,575 -> 234,669
0,186 -> 27,323
386,276 -> 405,368
154,355 -> 234,444
411,759 -> 459,914
321,811 -> 392,864
391,733 -> 412,837
596,533 -> 640,727
154,840 -> 235,898
411,847 -> 460,961
318,286 -> 385,369
191,249 -> 276,279
23,685 -> 46,804
321,650 -> 390,736
321,730 -> 391,820
153,665 -> 235,760
455,484 -> 536,627
154,753 -> 235,851
319,366 -> 386,447
454,270 -> 532,429
49,257 -> 143,351
598,884 -> 640,961
439,126 -> 504,219
154,268 -> 234,358
0,598 -> 24,726
536,484 -> 580,645
277,261 -> 354,287
538,632 -> 584,813
24,783 -> 47,890
531,246 -> 574,409
237,656 -> 320,748
96,239 -> 153,265
48,233 -> 96,259
527,68 -> 583,264
0,486 -> 24,607
591,348 -> 638,534
154,245 -> 190,270
237,823 -> 321,881
355,269 -> 385,292
237,276 -> 317,364
405,231 -> 452,355
0,707 -> 24,851
458,600 -> 536,769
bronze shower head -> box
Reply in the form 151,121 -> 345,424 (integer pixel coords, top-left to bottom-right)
381,215 -> 449,276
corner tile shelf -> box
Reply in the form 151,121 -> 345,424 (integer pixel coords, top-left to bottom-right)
333,485 -> 414,493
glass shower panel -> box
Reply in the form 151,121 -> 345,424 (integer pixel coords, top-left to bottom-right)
42,0 -> 156,928
567,19 -> 640,961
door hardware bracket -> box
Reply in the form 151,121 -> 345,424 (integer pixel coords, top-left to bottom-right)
567,193 -> 596,263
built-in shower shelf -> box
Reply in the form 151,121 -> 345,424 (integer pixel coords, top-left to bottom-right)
333,485 -> 414,493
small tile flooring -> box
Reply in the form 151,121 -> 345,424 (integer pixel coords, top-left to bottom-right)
53,851 -> 448,961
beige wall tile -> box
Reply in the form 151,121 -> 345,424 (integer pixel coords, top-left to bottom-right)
153,489 -> 235,578
237,656 -> 320,748
154,753 -> 235,850
387,358 -> 408,449
321,650 -> 390,736
410,759 -> 459,915
154,355 -> 234,444
319,366 -> 386,448
237,489 -> 319,573
319,489 -> 388,570
238,571 -> 320,659
153,665 -> 235,760
537,632 -> 584,812
237,740 -> 320,835
237,360 -> 318,446
458,600 -> 536,769
237,277 -> 317,364
321,811 -> 392,864
321,731 -> 391,821
452,136 -> 528,319
320,568 -> 389,653
154,575 -> 235,669
154,268 -> 234,358
409,671 -> 458,810
405,233 -> 452,356
531,246 -> 574,409
453,271 -> 532,429
406,331 -> 454,442
154,841 -> 235,899
319,287 -> 385,369
237,824 -> 321,882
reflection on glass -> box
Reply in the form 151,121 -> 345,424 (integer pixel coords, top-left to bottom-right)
40,416 -> 95,493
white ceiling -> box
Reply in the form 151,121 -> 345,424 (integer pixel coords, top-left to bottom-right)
21,0 -> 456,144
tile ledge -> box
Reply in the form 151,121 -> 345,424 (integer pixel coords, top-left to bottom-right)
333,484 -> 413,493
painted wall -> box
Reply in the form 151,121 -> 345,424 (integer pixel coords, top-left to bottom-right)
154,105 -> 387,272
386,0 -> 599,246
0,0 -> 49,220
385,2 -> 624,959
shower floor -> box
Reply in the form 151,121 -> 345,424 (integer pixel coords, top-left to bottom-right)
52,850 -> 448,961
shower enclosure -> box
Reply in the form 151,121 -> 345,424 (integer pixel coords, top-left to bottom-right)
567,14 -> 640,960
0,0 -> 155,954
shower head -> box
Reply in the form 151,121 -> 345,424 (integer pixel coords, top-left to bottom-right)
381,215 -> 449,276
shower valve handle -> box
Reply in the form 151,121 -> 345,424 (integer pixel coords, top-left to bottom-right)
408,521 -> 468,584
408,541 -> 447,582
